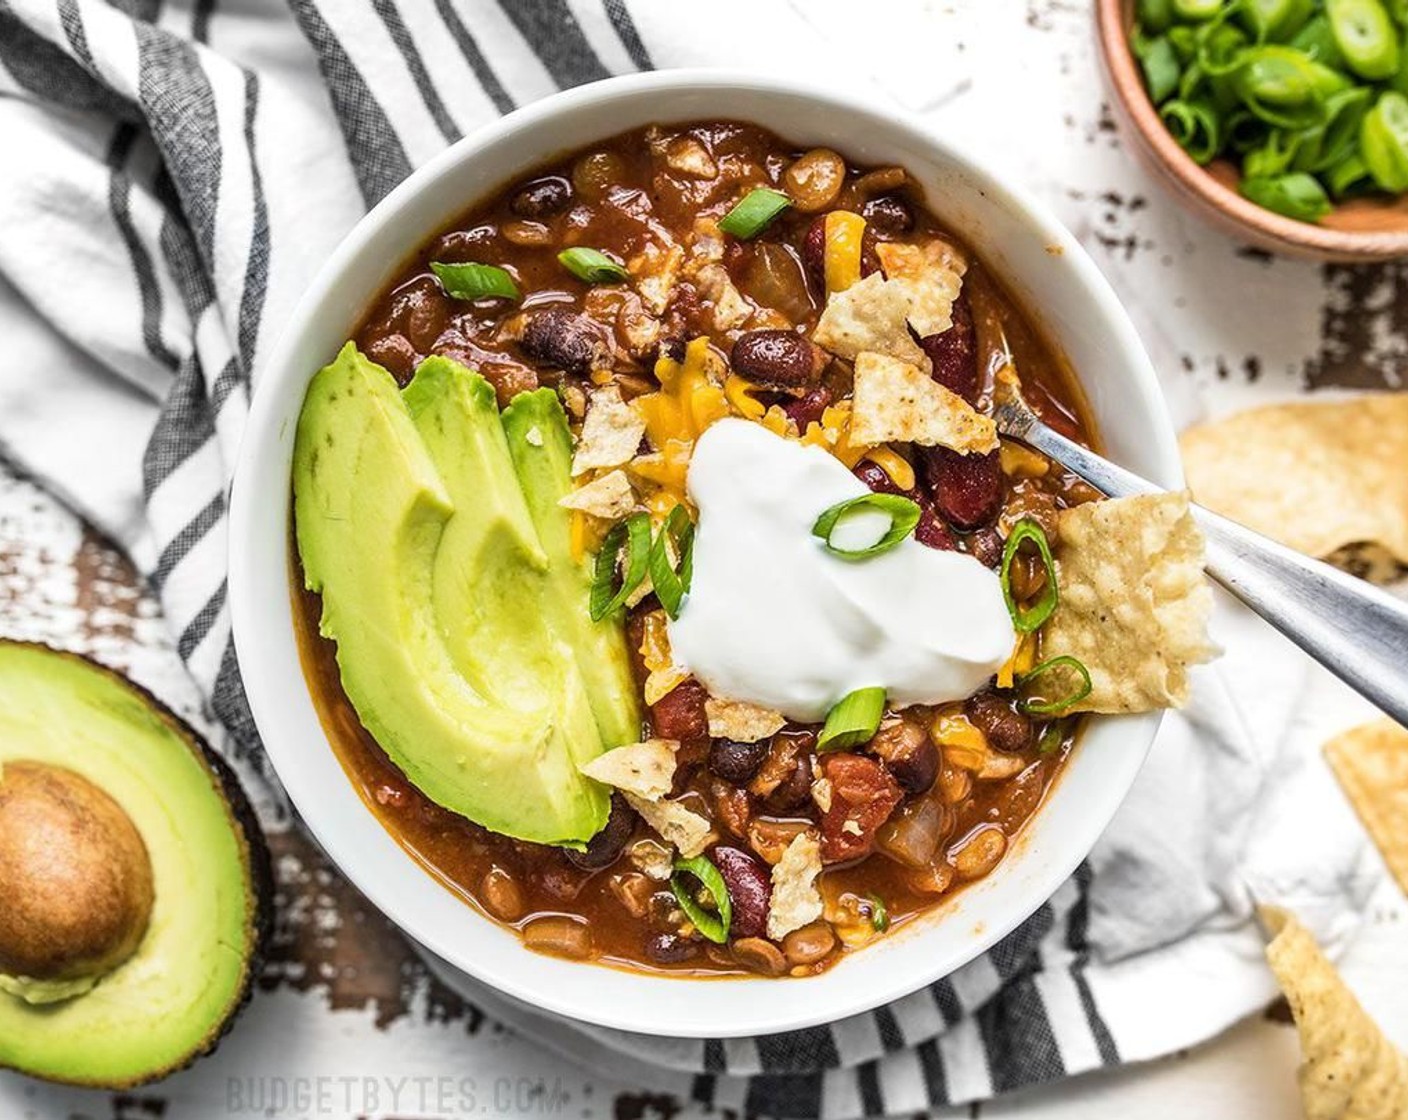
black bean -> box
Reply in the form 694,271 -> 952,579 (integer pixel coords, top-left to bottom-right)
764,752 -> 813,812
869,720 -> 939,795
520,310 -> 611,377
965,693 -> 1035,754
644,931 -> 699,964
510,175 -> 573,220
564,794 -> 635,871
861,195 -> 915,235
709,738 -> 769,785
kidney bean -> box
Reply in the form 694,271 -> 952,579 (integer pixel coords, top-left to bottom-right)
651,679 -> 710,745
713,846 -> 771,939
917,447 -> 1003,531
801,215 -> 827,295
853,458 -> 907,497
868,718 -> 939,795
783,384 -> 832,430
522,915 -> 593,960
783,922 -> 836,967
915,508 -> 957,551
963,526 -> 1003,568
710,738 -> 769,785
520,310 -> 611,377
918,295 -> 978,403
565,793 -> 636,871
784,148 -> 847,213
730,330 -> 823,393
817,754 -> 904,864
645,931 -> 699,965
964,693 -> 1035,755
861,195 -> 915,235
510,175 -> 573,220
731,937 -> 787,976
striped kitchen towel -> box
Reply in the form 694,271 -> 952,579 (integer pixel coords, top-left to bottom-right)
0,0 -> 1377,1113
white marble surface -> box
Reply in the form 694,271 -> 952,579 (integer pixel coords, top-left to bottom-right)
2,1 -> 1408,1115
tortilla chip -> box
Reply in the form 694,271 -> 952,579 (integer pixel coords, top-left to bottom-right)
1261,906 -> 1408,1119
875,241 -> 965,338
1042,492 -> 1217,713
1324,719 -> 1408,898
579,738 -> 678,800
558,469 -> 635,520
812,272 -> 932,372
571,386 -> 646,477
850,351 -> 998,453
1180,394 -> 1408,574
704,697 -> 785,743
624,792 -> 715,858
767,831 -> 824,940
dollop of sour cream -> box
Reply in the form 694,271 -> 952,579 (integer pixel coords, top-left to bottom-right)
667,419 -> 1016,722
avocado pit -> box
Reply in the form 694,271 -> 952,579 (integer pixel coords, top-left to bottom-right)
0,760 -> 155,1001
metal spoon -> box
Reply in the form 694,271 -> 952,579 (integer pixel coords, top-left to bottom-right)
994,389 -> 1408,727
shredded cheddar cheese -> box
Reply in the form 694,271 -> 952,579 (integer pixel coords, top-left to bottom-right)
724,374 -> 766,420
996,632 -> 1038,689
801,401 -> 868,467
863,446 -> 916,491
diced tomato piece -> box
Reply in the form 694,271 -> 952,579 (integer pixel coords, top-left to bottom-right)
818,754 -> 903,863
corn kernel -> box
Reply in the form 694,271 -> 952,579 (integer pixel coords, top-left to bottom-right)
824,211 -> 867,295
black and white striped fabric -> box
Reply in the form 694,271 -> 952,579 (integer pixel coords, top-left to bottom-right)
0,0 -> 1373,1113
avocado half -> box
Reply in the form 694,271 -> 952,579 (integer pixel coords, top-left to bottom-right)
0,641 -> 271,1088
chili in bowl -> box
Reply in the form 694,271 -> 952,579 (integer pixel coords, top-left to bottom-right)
230,72 -> 1200,1037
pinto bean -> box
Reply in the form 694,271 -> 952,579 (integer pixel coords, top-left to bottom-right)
510,175 -> 573,220
710,738 -> 769,785
713,846 -> 771,939
520,310 -> 611,377
523,915 -> 593,960
951,827 -> 1007,881
651,679 -> 710,745
732,937 -> 788,976
868,718 -> 939,795
964,693 -> 1034,754
783,922 -> 837,966
918,294 -> 978,403
730,330 -> 823,393
481,867 -> 525,921
565,793 -> 636,870
784,148 -> 847,213
917,447 -> 1003,531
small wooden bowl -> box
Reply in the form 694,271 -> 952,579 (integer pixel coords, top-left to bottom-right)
1095,0 -> 1408,261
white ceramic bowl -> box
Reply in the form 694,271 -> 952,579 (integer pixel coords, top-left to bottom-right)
229,70 -> 1180,1038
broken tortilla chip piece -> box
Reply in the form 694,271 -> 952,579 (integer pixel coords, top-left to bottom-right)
850,352 -> 998,453
558,469 -> 636,520
624,793 -> 715,858
1041,492 -> 1217,713
579,738 -> 678,800
704,696 -> 786,743
874,241 -> 965,338
1180,394 -> 1408,573
812,272 -> 932,372
1324,719 -> 1408,898
571,386 -> 647,477
767,831 -> 824,940
1260,906 -> 1408,1120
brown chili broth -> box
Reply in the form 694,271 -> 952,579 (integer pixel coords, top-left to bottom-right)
296,120 -> 1097,976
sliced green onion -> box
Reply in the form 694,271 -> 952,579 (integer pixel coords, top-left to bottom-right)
1162,98 -> 1224,162
1239,0 -> 1315,42
1291,86 -> 1372,171
1198,17 -> 1252,76
818,687 -> 887,752
1361,91 -> 1408,191
1226,109 -> 1270,151
1140,35 -> 1184,103
557,247 -> 630,284
718,188 -> 792,239
1037,720 -> 1069,756
1327,0 -> 1401,79
812,493 -> 922,560
999,519 -> 1059,634
1168,24 -> 1201,62
1241,170 -> 1335,219
1173,0 -> 1227,21
867,893 -> 890,933
430,261 -> 519,301
1234,46 -> 1340,129
1289,14 -> 1348,67
671,855 -> 732,944
1139,0 -> 1177,32
647,505 -> 695,620
1326,150 -> 1374,194
589,512 -> 651,621
1243,128 -> 1303,176
1018,657 -> 1094,716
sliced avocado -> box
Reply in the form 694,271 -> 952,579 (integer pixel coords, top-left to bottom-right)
0,641 -> 270,1088
502,389 -> 643,751
293,345 -> 609,844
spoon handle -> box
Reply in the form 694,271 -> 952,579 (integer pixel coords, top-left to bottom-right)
1015,416 -> 1408,727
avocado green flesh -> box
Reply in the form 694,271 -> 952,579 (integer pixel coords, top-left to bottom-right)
294,346 -> 639,845
0,643 -> 257,1087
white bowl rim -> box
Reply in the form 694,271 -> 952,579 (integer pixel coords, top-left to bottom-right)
229,68 -> 1181,1038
